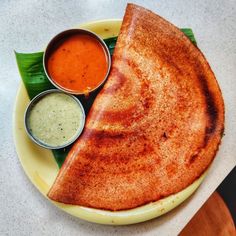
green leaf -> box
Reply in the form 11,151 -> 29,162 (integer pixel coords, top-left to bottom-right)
103,36 -> 118,56
52,147 -> 71,168
15,51 -> 56,99
181,28 -> 197,45
15,28 -> 197,168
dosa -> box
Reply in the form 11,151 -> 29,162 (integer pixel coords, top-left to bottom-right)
48,3 -> 224,211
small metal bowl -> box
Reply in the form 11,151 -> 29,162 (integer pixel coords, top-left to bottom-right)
43,28 -> 111,95
24,89 -> 86,149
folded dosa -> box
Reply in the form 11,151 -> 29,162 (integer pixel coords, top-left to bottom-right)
48,4 -> 224,211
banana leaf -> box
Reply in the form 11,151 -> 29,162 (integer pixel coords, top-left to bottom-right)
15,28 -> 197,168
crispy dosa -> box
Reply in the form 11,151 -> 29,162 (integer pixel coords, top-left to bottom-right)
48,4 -> 224,211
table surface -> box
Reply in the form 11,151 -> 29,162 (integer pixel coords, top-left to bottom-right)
1,0 -> 236,235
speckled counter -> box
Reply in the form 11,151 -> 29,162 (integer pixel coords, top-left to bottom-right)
0,0 -> 236,235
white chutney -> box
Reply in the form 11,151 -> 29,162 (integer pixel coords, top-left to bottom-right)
27,92 -> 84,147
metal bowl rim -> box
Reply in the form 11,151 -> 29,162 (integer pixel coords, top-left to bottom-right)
24,89 -> 86,150
43,28 -> 111,95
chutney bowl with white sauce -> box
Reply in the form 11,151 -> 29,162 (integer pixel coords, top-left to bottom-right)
24,89 -> 86,149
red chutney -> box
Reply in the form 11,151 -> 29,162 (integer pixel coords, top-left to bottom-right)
47,34 -> 108,93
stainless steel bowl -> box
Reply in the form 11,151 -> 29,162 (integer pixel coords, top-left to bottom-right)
43,28 -> 111,95
24,89 -> 86,149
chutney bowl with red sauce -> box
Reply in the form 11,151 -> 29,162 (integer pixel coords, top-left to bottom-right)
43,29 -> 111,95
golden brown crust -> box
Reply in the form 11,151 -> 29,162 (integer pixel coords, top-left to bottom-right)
48,3 -> 224,211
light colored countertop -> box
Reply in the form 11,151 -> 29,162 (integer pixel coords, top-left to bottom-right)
0,0 -> 235,235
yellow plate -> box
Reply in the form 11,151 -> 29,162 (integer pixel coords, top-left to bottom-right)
13,19 -> 206,225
